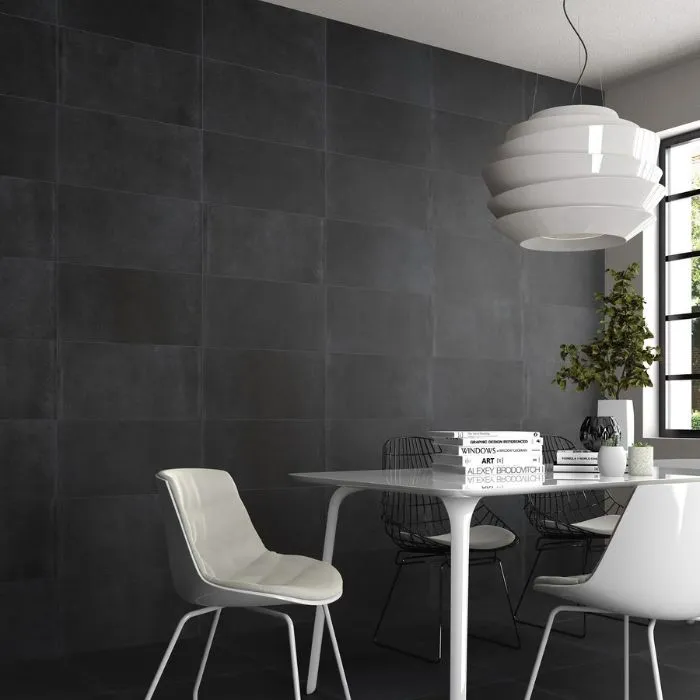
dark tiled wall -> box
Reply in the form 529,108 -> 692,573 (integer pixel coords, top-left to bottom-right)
0,0 -> 604,657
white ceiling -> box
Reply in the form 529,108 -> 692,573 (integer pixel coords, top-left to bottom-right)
261,0 -> 700,87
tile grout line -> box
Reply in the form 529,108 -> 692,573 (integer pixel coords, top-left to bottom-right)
322,17 -> 331,474
199,0 -> 206,469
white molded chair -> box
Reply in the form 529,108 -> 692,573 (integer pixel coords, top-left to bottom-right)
525,481 -> 700,700
145,468 -> 351,700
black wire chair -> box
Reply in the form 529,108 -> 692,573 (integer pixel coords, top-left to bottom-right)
373,436 -> 521,661
514,434 -> 626,637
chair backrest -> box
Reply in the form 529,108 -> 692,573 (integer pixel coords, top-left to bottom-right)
524,434 -> 623,538
156,468 -> 267,605
380,436 -> 516,552
583,481 -> 700,620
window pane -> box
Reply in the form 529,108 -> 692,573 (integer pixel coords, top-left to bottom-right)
665,257 -> 700,315
665,318 -> 700,374
665,135 -> 700,195
665,195 -> 700,256
666,379 -> 700,430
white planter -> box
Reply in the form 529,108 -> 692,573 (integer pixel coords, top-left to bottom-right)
628,445 -> 654,476
598,399 -> 634,450
598,446 -> 627,477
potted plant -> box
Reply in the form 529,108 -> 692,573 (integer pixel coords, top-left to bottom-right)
553,263 -> 662,449
598,436 -> 627,477
628,441 -> 654,476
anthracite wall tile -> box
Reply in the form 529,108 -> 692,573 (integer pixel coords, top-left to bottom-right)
205,348 -> 324,419
204,420 -> 325,490
0,0 -> 55,21
325,220 -> 434,295
0,97 -> 55,181
328,354 -> 430,420
0,178 -> 54,259
435,298 -> 522,361
435,233 -> 521,302
522,250 -> 605,307
431,110 -> 508,176
433,49 -> 524,124
58,265 -> 201,345
0,15 -> 55,102
206,205 -> 323,284
327,87 -> 431,167
59,109 -> 201,199
0,421 -> 55,499
0,259 -> 54,339
205,277 -> 324,351
61,30 -> 201,127
60,342 -> 200,419
204,61 -> 323,148
0,497 -> 53,582
429,171 -> 494,238
60,0 -> 201,54
204,132 -> 324,215
327,286 -> 432,357
327,154 -> 428,228
327,21 -> 431,107
0,339 -> 55,418
432,358 -> 525,428
58,186 -> 202,273
58,421 -> 201,497
204,0 -> 324,81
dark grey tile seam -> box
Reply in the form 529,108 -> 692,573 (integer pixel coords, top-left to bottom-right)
322,16 -> 330,475
34,417 -> 326,423
325,283 -> 431,299
59,339 -> 326,354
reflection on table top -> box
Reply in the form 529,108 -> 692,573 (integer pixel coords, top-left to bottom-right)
291,465 -> 700,498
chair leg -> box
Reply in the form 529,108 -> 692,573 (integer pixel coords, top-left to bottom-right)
514,548 -> 542,620
524,605 -> 562,700
251,608 -> 302,700
322,605 -> 352,700
144,606 -> 220,700
648,619 -> 664,700
193,608 -> 221,700
496,557 -> 521,649
373,557 -> 443,663
623,615 -> 629,700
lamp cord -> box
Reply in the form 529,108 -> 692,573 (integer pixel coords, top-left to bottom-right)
563,0 -> 588,103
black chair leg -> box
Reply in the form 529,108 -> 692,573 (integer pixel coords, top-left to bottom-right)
514,542 -> 588,639
373,557 -> 444,663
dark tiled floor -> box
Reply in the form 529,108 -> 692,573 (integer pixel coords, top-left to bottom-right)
4,612 -> 700,699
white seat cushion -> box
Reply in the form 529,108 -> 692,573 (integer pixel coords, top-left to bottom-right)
428,525 -> 516,551
571,514 -> 621,536
208,551 -> 343,603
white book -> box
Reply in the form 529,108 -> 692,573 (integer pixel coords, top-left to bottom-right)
552,464 -> 599,473
436,436 -> 543,449
438,443 -> 542,456
556,450 -> 598,465
433,462 -> 545,476
433,453 -> 543,468
429,430 -> 539,439
552,472 -> 601,480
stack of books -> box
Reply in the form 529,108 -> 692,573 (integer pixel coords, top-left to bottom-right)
428,431 -> 544,489
553,449 -> 599,478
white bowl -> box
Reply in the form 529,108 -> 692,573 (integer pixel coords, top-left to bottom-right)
493,205 -> 656,251
488,177 -> 666,218
482,153 -> 662,196
493,124 -> 660,163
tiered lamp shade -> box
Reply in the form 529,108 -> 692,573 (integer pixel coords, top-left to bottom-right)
482,105 -> 666,251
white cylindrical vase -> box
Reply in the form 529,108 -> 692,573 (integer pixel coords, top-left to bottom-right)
598,399 -> 634,450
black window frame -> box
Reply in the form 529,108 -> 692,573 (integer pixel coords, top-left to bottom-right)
658,127 -> 700,437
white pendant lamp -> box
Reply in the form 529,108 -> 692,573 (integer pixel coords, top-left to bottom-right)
482,6 -> 665,251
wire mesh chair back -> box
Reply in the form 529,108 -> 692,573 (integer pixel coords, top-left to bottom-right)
524,435 -> 624,538
380,436 -> 516,553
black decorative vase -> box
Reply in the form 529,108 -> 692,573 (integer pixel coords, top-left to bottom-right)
579,416 -> 622,452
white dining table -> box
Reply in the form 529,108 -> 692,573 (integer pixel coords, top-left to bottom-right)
291,466 -> 700,700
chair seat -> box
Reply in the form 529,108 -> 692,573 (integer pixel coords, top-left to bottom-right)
207,551 -> 343,603
427,525 -> 516,551
571,514 -> 621,536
